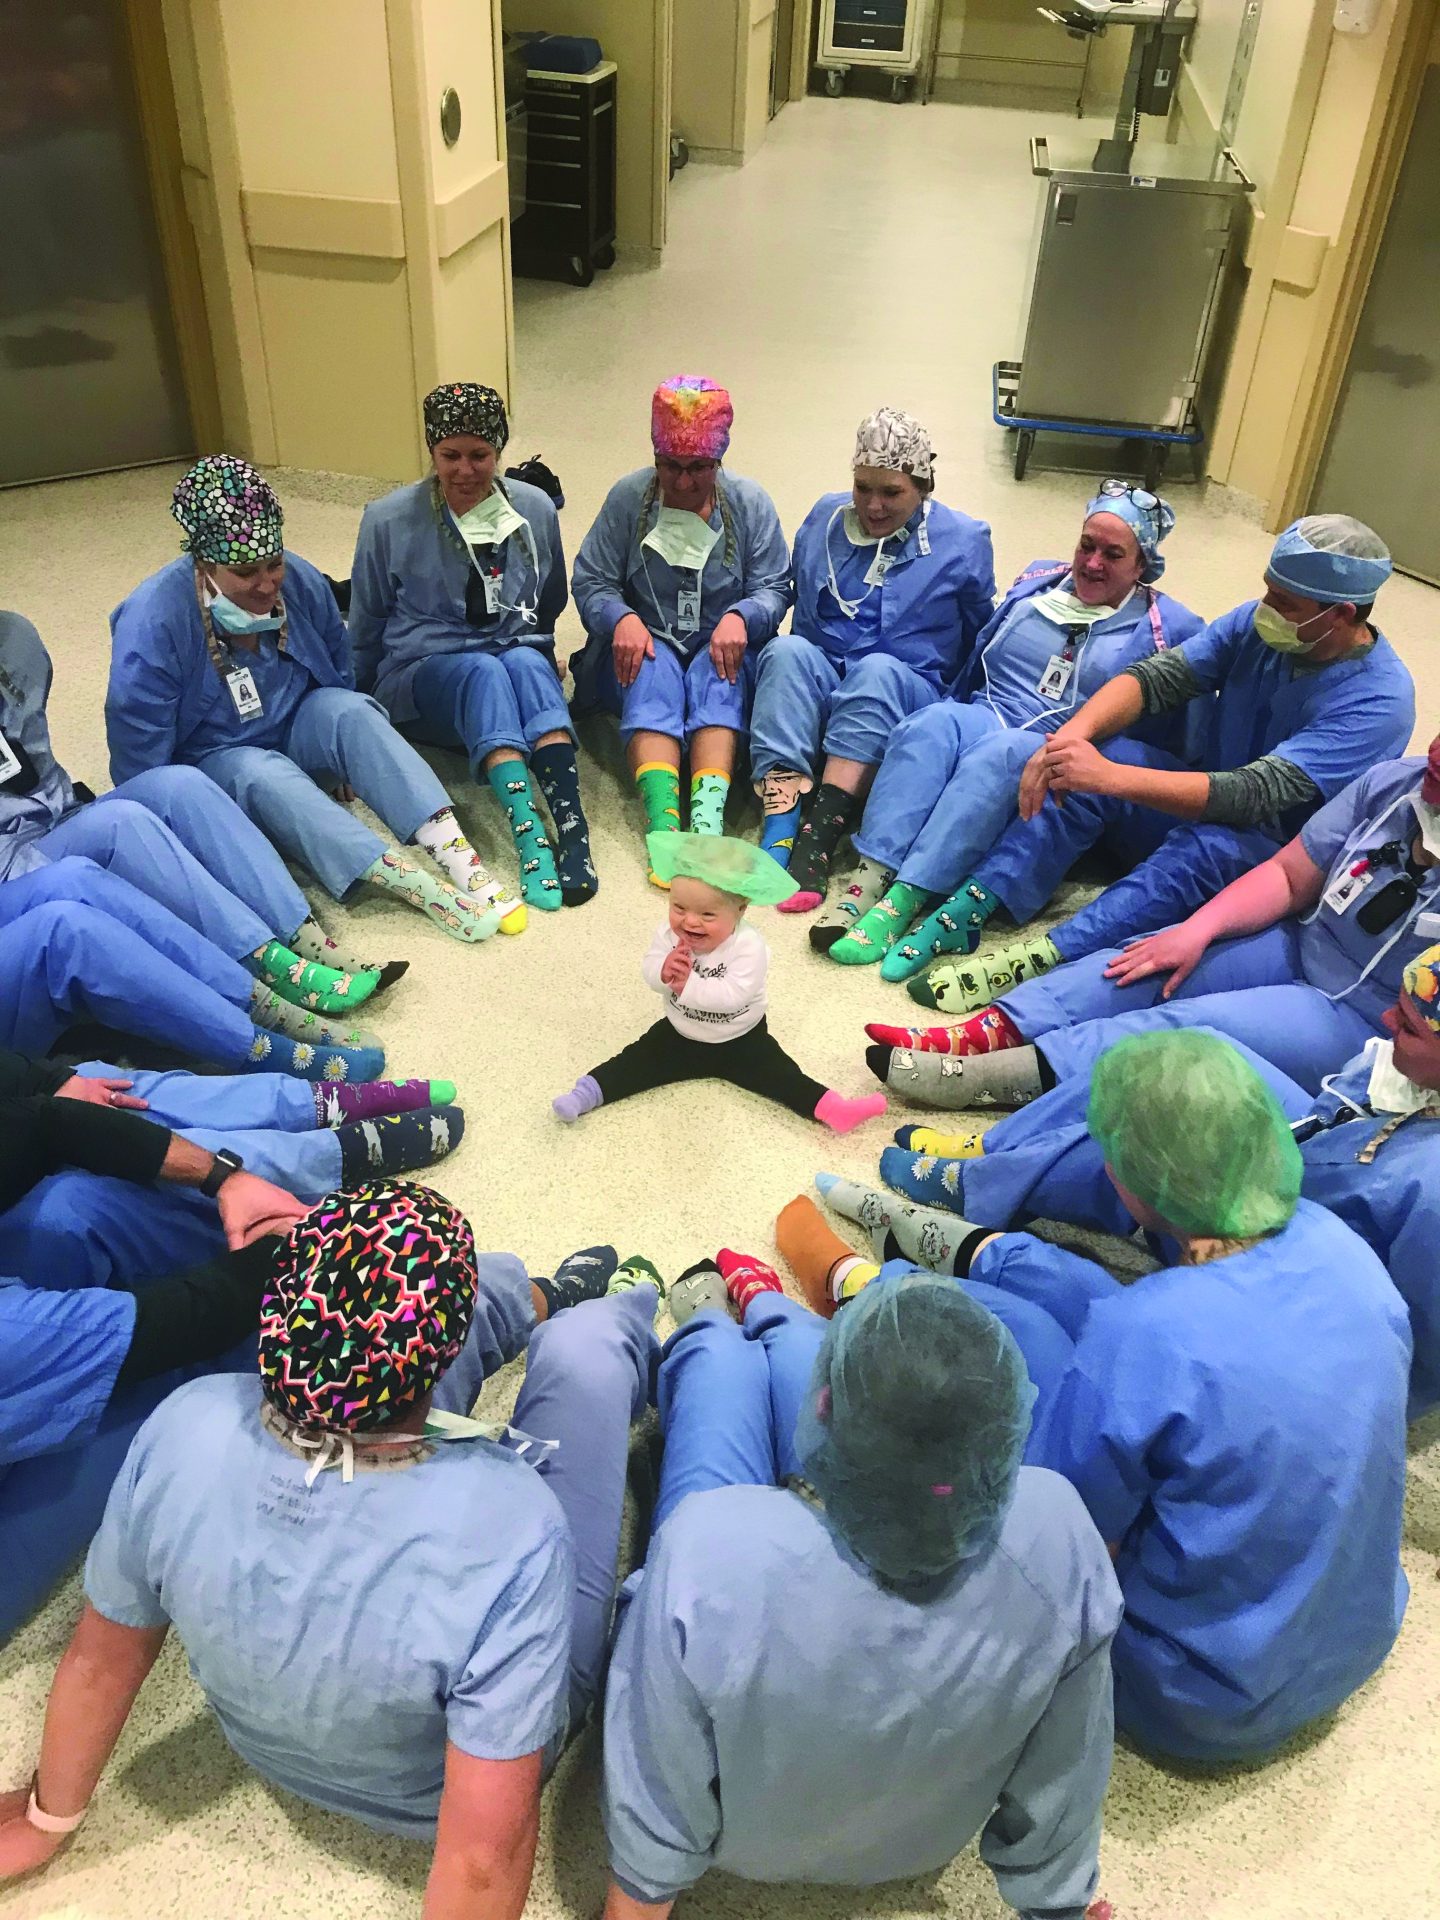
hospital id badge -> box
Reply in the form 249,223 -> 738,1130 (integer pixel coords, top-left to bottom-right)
225,666 -> 264,720
482,572 -> 503,615
1038,653 -> 1075,700
863,550 -> 894,588
1323,867 -> 1374,915
0,730 -> 20,786
676,586 -> 702,634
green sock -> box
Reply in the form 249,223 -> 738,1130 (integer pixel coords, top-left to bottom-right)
362,851 -> 503,943
689,769 -> 730,836
609,1253 -> 666,1298
487,763 -> 562,910
829,881 -> 934,965
247,940 -> 380,1013
636,761 -> 682,834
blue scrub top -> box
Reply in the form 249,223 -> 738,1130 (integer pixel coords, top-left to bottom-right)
350,476 -> 569,726
1178,603 -> 1415,834
84,1372 -> 575,1838
571,467 -> 791,664
0,612 -> 79,881
995,1199 -> 1410,1759
107,554 -> 354,782
0,1283 -> 135,1467
603,1469 -> 1121,1909
1297,756 -> 1440,1026
789,490 -> 996,690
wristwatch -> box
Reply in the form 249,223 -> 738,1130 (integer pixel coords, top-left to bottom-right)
199,1148 -> 245,1198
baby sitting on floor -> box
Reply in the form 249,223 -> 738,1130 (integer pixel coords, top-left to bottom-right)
553,833 -> 887,1132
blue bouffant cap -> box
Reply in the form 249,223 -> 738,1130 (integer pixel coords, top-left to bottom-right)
1266,515 -> 1392,605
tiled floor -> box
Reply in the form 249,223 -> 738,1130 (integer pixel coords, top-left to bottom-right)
1,92 -> 1436,1920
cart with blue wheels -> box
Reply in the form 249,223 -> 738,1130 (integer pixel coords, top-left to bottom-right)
993,360 -> 1203,489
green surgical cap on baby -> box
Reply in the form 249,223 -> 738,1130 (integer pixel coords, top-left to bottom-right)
646,832 -> 796,904
1087,1029 -> 1302,1239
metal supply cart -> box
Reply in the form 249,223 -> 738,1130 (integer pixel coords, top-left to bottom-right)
816,0 -> 929,100
1001,134 -> 1254,482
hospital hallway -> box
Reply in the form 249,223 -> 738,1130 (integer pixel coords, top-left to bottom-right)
2,81 -> 1439,1920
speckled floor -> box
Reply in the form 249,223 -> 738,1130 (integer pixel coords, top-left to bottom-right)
2,94 -> 1438,1920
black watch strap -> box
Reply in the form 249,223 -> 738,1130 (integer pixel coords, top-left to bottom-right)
200,1148 -> 244,1198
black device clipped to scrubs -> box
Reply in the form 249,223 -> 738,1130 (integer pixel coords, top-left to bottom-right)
1355,839 -> 1425,936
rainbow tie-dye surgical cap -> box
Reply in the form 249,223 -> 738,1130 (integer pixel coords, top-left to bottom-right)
1404,943 -> 1440,1032
651,374 -> 733,461
258,1180 -> 478,1432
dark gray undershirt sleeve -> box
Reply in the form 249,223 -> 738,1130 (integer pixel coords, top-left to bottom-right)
1123,652 -> 1204,713
1202,755 -> 1321,827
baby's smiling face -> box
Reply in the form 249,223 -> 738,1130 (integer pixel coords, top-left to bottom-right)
668,875 -> 745,953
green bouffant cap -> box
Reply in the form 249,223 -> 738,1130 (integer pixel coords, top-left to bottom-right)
645,832 -> 795,904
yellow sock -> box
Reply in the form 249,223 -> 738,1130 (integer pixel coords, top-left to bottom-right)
832,1256 -> 880,1303
909,1126 -> 985,1159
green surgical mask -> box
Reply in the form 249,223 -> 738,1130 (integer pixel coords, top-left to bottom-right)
454,491 -> 526,547
1032,585 -> 1127,628
1254,602 -> 1328,654
642,505 -> 722,573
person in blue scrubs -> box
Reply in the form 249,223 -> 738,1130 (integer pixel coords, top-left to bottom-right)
352,381 -> 595,915
815,484 -> 1201,978
879,942 -> 1440,1423
601,1262 -> 1121,1920
1,606 -> 401,1018
907,515 -> 1415,1017
108,455 -> 503,946
0,858 -> 384,1084
747,408 -> 996,911
571,376 -> 791,884
866,746 -> 1440,1111
0,1187 -> 658,1903
824,1030 -> 1411,1763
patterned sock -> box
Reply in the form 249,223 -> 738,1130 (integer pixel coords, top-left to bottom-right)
906,936 -> 1063,1013
670,1259 -> 733,1326
410,806 -> 518,915
867,1034 -> 1041,1111
755,769 -> 810,862
246,940 -> 380,1013
249,982 -> 380,1052
778,784 -> 861,910
553,1074 -> 604,1123
881,877 -> 1000,982
830,1255 -> 881,1304
689,769 -> 730,836
864,1019 -> 966,1055
714,1247 -> 784,1317
486,762 -> 562,911
337,1106 -> 465,1181
609,1253 -> 665,1300
635,761 -> 682,883
362,851 -> 504,943
893,1123 -> 986,1157
828,881 -> 934,967
244,1026 -> 383,1084
289,919 -> 409,993
533,1244 -> 619,1317
314,1078 -> 454,1126
531,741 -> 598,905
814,1172 -> 983,1277
878,1144 -> 972,1211
809,857 -> 895,953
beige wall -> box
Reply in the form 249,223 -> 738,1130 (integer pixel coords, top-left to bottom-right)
674,0 -> 776,162
162,0 -> 514,482
933,0 -> 1088,100
504,0 -> 670,253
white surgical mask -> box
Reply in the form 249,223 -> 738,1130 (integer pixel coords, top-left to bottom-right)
1363,1037 -> 1434,1116
206,581 -> 284,636
1414,794 -> 1440,860
1032,585 -> 1130,628
641,505 -> 722,573
1254,602 -> 1329,655
453,492 -> 526,548
841,505 -> 887,548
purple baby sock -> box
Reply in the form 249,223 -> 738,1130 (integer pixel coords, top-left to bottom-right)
553,1074 -> 604,1124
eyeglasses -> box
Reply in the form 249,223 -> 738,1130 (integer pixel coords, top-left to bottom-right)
1099,478 -> 1159,510
657,458 -> 718,479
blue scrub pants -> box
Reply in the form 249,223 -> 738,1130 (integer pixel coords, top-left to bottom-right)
1046,823 -> 1282,965
1005,924 -> 1377,1094
749,634 -> 941,780
582,636 -> 755,746
196,688 -> 450,901
411,644 -> 573,769
33,765 -> 309,960
0,862 -> 256,1067
0,1064 -> 334,1291
975,739 -> 1188,923
430,1258 -> 659,1736
853,701 -> 1044,893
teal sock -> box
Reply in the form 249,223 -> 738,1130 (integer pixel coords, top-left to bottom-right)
881,877 -> 1001,978
830,880 -> 934,965
689,770 -> 730,836
487,762 -> 562,910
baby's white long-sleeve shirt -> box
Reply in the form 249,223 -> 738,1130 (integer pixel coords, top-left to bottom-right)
640,922 -> 769,1043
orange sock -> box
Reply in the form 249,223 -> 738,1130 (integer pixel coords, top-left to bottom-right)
777,1194 -> 860,1319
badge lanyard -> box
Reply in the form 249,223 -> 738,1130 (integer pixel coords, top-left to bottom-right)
822,499 -> 931,621
454,512 -> 541,626
637,528 -> 719,646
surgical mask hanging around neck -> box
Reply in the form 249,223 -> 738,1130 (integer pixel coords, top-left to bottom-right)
1364,1037 -> 1434,1116
205,577 -> 284,636
1254,602 -> 1329,655
1414,795 -> 1440,861
641,506 -> 722,573
453,490 -> 526,547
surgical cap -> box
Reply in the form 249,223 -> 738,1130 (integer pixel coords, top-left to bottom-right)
259,1180 -> 477,1432
172,454 -> 283,565
651,375 -> 733,461
646,830 -> 795,904
1085,481 -> 1176,584
423,381 -> 510,454
1422,735 -> 1440,807
1266,515 -> 1392,605
1087,1030 -> 1302,1238
793,1274 -> 1035,1585
1404,943 -> 1440,1033
852,407 -> 934,483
